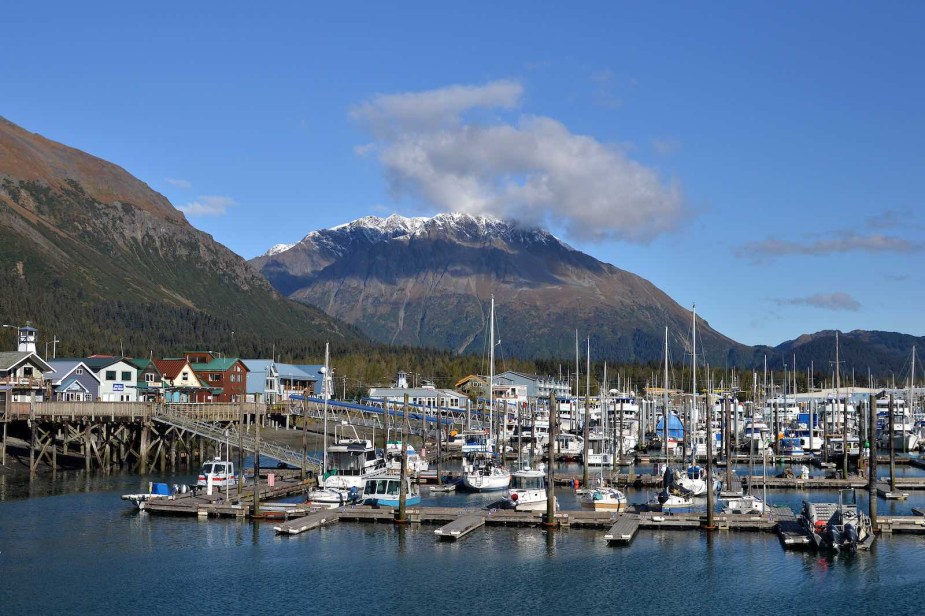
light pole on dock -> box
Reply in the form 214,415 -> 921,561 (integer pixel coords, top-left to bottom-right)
396,393 -> 409,524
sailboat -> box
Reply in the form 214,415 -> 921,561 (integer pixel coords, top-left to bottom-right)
648,326 -> 695,513
725,370 -> 769,514
461,295 -> 511,492
677,306 -> 713,498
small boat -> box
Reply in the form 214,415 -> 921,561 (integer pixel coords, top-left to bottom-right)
579,484 -> 626,511
800,489 -> 874,552
121,482 -> 188,508
304,486 -> 361,509
723,494 -> 767,514
196,458 -> 237,488
501,465 -> 557,511
429,482 -> 457,494
460,454 -> 511,492
385,441 -> 429,474
360,475 -> 420,507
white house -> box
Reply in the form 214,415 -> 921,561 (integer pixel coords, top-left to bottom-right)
83,356 -> 139,402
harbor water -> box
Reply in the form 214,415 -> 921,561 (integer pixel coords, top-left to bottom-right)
1,463 -> 924,615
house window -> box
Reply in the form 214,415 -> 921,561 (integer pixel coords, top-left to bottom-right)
23,366 -> 33,377
76,368 -> 83,375
106,370 -> 116,381
210,374 -> 221,382
121,371 -> 131,381
182,371 -> 189,380
145,373 -> 155,383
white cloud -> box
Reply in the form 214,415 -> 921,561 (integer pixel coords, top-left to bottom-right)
351,81 -> 685,242
776,292 -> 861,312
652,137 -> 681,157
166,177 -> 192,189
176,195 -> 236,216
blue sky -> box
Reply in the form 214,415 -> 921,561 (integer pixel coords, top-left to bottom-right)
3,2 -> 923,346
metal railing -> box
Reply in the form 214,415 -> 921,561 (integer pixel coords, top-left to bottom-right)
152,406 -> 322,471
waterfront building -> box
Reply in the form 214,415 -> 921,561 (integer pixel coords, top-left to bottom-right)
43,360 -> 100,401
83,356 -> 140,402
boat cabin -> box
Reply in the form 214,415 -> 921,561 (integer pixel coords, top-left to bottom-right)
196,458 -> 237,487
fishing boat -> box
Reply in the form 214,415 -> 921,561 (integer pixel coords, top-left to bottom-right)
359,475 -> 420,507
777,435 -> 805,457
500,465 -> 556,511
800,489 -> 875,552
196,457 -> 237,488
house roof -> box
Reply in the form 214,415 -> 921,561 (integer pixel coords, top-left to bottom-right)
154,359 -> 193,380
56,376 -> 90,393
0,351 -> 53,373
368,387 -> 466,400
83,356 -> 126,371
190,358 -> 242,372
44,360 -> 100,384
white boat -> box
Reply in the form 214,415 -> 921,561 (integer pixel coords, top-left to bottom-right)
318,427 -> 387,492
579,481 -> 626,511
501,465 -> 556,511
545,433 -> 583,459
196,458 -> 237,488
584,432 -> 614,466
385,441 -> 429,474
461,454 -> 511,492
304,486 -> 361,508
723,494 -> 767,514
676,464 -> 709,496
122,482 -> 189,508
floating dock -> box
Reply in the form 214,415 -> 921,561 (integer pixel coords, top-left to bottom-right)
603,514 -> 641,544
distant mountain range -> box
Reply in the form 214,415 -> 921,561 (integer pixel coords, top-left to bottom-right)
251,214 -> 924,378
250,213 -> 750,365
0,116 -> 364,358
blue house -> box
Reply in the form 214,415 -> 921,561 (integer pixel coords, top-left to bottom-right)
44,360 -> 101,402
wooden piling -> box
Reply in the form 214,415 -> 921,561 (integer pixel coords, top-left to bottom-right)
868,394 -> 878,529
544,390 -> 557,528
396,393 -> 409,524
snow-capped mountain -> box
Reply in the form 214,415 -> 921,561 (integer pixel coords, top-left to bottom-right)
249,212 -> 746,362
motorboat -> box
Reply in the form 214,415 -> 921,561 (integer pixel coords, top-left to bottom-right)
318,430 -> 387,492
545,433 -> 583,460
460,453 -> 511,492
585,432 -> 614,466
359,475 -> 420,507
196,458 -> 237,488
121,482 -> 189,509
500,465 -> 556,511
304,486 -> 362,508
723,494 -> 767,514
800,489 -> 874,552
385,441 -> 429,474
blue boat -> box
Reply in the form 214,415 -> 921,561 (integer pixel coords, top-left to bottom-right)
360,476 -> 421,507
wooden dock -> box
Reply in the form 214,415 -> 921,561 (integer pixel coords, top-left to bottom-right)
876,482 -> 909,500
274,508 -> 341,535
603,514 -> 641,544
434,513 -> 487,540
139,476 -> 311,517
773,507 -> 812,548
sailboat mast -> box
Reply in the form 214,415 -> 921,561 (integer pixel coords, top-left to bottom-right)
322,342 -> 330,476
489,295 -> 495,445
691,304 -> 697,459
664,327 -> 669,466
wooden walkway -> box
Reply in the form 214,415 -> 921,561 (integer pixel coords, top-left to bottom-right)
876,482 -> 909,500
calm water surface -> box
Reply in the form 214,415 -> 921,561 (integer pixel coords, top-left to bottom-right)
1,464 -> 924,615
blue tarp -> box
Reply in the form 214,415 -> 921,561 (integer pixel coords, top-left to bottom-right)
655,413 -> 685,439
